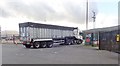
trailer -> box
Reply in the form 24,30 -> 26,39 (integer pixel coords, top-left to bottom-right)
19,22 -> 83,48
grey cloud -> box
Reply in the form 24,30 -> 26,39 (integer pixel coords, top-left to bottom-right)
0,7 -> 11,17
1,0 -> 98,24
7,1 -> 58,21
63,2 -> 86,24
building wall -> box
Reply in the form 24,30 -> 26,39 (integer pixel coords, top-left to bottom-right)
99,29 -> 120,52
83,25 -> 120,52
1,30 -> 19,40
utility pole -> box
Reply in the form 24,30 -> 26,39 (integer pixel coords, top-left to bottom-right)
92,11 -> 96,29
86,0 -> 88,30
92,11 -> 96,46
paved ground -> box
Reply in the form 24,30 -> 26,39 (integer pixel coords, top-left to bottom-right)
2,44 -> 119,64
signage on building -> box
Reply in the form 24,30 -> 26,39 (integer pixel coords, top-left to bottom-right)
116,34 -> 120,42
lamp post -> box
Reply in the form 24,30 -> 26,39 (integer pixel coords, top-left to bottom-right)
86,0 -> 88,30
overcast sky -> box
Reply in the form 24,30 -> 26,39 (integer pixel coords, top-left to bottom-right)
0,0 -> 119,31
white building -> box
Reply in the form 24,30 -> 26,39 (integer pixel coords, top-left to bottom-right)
1,30 -> 19,40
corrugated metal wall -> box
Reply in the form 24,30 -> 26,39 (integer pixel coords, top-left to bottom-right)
19,26 -> 74,40
19,22 -> 76,41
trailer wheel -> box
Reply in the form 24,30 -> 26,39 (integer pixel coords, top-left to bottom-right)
25,45 -> 31,48
33,42 -> 40,49
41,42 -> 47,48
47,42 -> 53,48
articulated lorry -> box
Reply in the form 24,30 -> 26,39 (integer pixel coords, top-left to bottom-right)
19,22 -> 83,48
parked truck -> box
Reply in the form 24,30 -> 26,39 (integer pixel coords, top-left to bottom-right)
19,22 -> 83,48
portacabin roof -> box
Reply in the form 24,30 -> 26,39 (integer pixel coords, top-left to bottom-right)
83,25 -> 120,33
19,22 -> 77,30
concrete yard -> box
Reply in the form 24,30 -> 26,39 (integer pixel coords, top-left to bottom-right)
2,44 -> 119,64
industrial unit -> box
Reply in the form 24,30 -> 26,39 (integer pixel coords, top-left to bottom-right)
83,25 -> 120,53
19,22 -> 83,48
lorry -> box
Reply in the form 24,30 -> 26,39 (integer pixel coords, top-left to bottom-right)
19,22 -> 83,48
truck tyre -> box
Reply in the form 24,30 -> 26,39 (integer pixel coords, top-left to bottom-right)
47,42 -> 53,48
65,39 -> 71,45
33,42 -> 40,49
41,42 -> 47,48
76,40 -> 82,44
76,40 -> 79,44
79,40 -> 82,44
68,42 -> 71,45
25,45 -> 31,48
73,40 -> 77,44
71,40 -> 74,45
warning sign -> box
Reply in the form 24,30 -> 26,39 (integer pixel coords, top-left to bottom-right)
116,34 -> 120,42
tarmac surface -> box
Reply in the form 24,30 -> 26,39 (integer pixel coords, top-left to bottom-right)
2,44 -> 119,64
